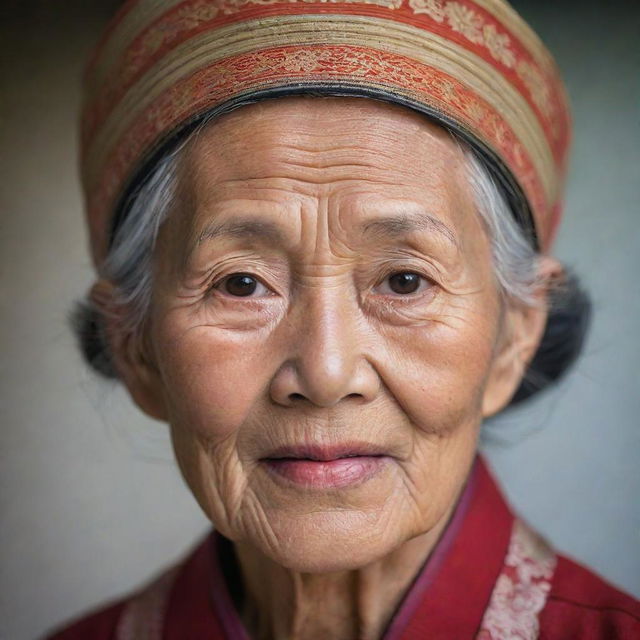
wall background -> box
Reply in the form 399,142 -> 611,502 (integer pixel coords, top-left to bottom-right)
1,1 -> 638,638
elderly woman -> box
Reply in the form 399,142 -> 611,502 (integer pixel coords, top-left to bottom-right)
48,0 -> 639,638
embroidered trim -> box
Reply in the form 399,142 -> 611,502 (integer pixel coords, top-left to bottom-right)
115,565 -> 180,640
84,0 -> 558,146
84,14 -> 554,189
476,519 -> 556,639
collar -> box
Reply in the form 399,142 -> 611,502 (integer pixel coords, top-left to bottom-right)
389,454 -> 514,639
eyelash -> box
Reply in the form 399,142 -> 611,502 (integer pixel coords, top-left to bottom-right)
209,268 -> 435,301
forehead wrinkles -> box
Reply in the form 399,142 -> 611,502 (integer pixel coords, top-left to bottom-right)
184,100 -> 464,184
164,102 -> 479,266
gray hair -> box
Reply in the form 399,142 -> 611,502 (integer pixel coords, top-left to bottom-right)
72,122 -> 589,404
98,144 -> 183,336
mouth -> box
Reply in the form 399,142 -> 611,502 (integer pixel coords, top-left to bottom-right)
260,444 -> 391,489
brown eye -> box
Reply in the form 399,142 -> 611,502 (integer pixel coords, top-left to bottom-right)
223,273 -> 259,297
387,272 -> 423,295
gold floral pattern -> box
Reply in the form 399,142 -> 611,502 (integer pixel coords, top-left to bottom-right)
407,0 -> 446,22
406,1 -> 517,71
176,1 -> 220,26
84,0 -> 553,148
482,22 -> 515,67
516,58 -> 552,117
280,48 -> 331,72
403,0 -> 556,123
445,2 -> 483,43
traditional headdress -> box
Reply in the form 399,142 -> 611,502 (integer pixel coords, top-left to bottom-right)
81,0 -> 571,266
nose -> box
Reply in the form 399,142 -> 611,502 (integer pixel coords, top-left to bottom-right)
269,289 -> 380,408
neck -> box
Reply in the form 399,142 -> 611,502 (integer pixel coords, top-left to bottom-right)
230,505 -> 456,640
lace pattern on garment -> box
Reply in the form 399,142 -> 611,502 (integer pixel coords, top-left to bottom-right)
477,519 -> 556,639
115,565 -> 180,640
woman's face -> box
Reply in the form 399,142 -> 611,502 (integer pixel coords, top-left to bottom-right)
128,96 -> 532,571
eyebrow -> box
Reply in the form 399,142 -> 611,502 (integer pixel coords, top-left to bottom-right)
195,217 -> 286,247
192,211 -> 458,251
362,212 -> 458,248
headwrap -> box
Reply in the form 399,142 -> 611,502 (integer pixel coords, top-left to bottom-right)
81,0 -> 571,267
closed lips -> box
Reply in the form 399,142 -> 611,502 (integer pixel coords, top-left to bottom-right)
261,445 -> 391,489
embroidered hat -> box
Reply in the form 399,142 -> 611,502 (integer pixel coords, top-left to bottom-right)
81,0 -> 571,266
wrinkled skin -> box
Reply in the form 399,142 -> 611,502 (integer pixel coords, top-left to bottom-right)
100,96 -> 553,639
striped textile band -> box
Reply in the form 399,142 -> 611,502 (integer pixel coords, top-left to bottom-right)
81,0 -> 571,266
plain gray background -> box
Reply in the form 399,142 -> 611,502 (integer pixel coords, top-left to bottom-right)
1,1 -> 638,638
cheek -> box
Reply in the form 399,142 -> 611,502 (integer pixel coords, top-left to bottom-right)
156,322 -> 279,535
157,325 -> 272,440
369,303 -> 498,534
378,301 -> 499,436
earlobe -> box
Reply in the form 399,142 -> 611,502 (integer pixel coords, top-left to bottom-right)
481,256 -> 563,417
89,280 -> 169,423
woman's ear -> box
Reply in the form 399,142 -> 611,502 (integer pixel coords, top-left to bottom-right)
481,256 -> 564,417
90,279 -> 169,422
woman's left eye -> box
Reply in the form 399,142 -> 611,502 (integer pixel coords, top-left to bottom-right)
375,271 -> 432,296
215,273 -> 271,298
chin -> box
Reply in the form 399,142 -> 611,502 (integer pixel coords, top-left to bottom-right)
248,508 -> 403,573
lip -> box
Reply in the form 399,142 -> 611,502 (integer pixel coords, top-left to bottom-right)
264,443 -> 389,461
260,443 -> 391,489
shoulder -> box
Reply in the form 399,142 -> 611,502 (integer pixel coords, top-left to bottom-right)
41,535 -> 210,640
540,552 -> 640,639
43,561 -> 182,640
43,562 -> 180,640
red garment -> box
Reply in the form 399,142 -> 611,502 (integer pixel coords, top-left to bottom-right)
46,456 -> 640,639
